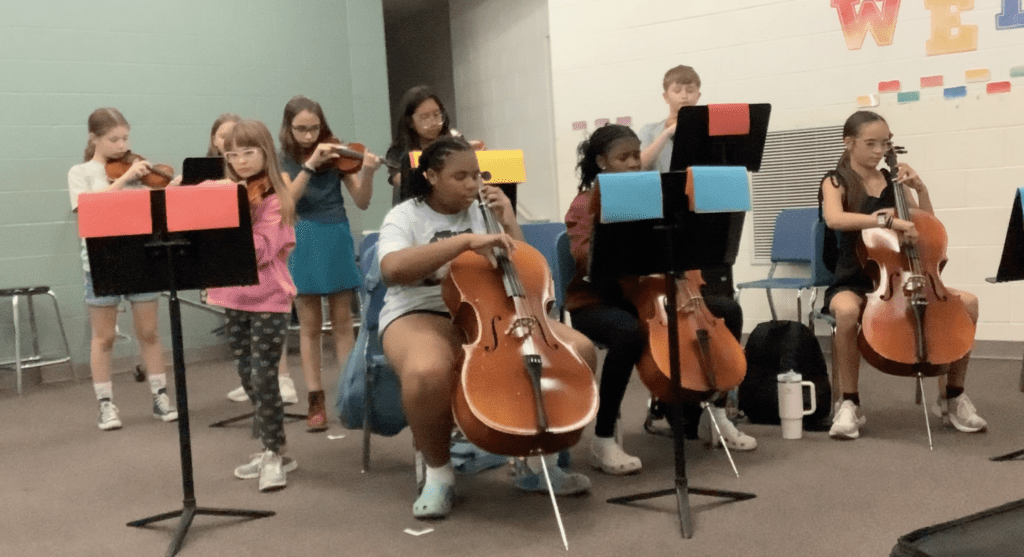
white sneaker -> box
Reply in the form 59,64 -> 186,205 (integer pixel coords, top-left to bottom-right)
279,376 -> 298,405
152,389 -> 178,422
98,400 -> 122,431
590,437 -> 642,475
235,452 -> 298,479
227,385 -> 249,402
829,400 -> 866,440
258,450 -> 287,492
698,406 -> 757,450
935,394 -> 988,433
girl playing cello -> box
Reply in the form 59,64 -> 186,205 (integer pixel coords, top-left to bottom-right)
565,125 -> 756,476
821,110 -> 986,440
379,136 -> 596,518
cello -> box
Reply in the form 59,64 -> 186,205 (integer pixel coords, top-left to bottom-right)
442,190 -> 599,458
621,271 -> 747,405
857,146 -> 975,377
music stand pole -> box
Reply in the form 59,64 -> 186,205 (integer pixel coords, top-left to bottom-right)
127,238 -> 274,557
604,220 -> 755,538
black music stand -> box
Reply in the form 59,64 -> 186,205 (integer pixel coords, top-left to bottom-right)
986,187 -> 1024,461
591,172 -> 756,538
671,103 -> 771,296
81,184 -> 274,557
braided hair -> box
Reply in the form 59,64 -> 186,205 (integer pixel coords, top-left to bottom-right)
407,135 -> 474,202
575,124 -> 639,192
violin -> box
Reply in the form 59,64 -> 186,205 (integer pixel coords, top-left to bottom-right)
105,151 -> 175,189
621,271 -> 746,404
317,136 -> 398,174
442,191 -> 598,457
857,146 -> 975,376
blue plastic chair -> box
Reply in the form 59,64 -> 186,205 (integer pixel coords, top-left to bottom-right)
520,222 -> 567,318
336,232 -> 407,472
554,231 -> 574,321
735,208 -> 819,321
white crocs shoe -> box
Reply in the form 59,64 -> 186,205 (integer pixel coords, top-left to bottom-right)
278,376 -> 298,405
699,406 -> 757,450
589,436 -> 642,475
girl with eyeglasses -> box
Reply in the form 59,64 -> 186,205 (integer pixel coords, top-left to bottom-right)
206,119 -> 298,491
206,113 -> 300,407
820,110 -> 986,440
278,95 -> 382,432
385,85 -> 485,205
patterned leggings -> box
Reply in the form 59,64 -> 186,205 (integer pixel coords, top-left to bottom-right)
224,309 -> 288,453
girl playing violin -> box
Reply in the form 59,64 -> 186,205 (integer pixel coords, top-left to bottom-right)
208,113 -> 299,407
565,124 -> 756,475
821,110 -> 986,440
68,107 -> 178,430
278,96 -> 382,432
205,119 -> 298,491
385,85 -> 485,205
379,136 -> 596,519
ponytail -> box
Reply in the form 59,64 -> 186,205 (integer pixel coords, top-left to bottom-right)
575,124 -> 638,192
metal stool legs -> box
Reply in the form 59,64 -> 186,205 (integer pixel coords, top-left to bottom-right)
2,287 -> 76,394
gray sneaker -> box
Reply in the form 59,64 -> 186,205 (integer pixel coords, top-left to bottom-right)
152,389 -> 178,422
258,450 -> 287,492
234,452 -> 298,480
98,400 -> 122,431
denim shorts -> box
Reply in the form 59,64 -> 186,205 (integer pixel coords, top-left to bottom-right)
83,272 -> 160,307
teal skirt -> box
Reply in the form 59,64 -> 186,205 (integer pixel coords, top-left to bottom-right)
288,219 -> 360,295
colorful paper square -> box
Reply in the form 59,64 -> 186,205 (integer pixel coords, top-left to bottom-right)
965,69 -> 991,83
987,81 -> 1011,94
943,86 -> 968,99
77,190 -> 152,238
856,95 -> 879,107
598,171 -> 663,223
897,91 -> 921,103
878,80 -> 901,93
707,104 -> 750,136
920,75 -> 944,88
165,184 -> 240,232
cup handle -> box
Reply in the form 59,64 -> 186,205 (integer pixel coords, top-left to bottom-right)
801,381 -> 816,416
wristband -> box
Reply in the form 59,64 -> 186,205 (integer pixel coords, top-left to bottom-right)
300,164 -> 316,175
886,215 -> 894,229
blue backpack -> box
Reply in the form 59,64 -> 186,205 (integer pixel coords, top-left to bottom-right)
335,241 -> 407,437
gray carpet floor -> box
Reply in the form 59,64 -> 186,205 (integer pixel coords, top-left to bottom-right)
3,350 -> 1024,557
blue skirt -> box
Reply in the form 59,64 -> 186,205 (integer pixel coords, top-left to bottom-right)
288,219 -> 360,295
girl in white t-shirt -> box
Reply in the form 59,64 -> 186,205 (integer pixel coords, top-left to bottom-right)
68,107 -> 178,431
378,136 -> 597,519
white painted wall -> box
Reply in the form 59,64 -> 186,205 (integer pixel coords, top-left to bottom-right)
450,0 -> 560,221
450,0 -> 1024,341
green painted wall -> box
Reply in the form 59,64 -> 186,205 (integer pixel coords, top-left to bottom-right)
0,0 -> 391,381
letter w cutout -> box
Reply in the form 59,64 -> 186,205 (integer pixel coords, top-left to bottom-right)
832,0 -> 902,49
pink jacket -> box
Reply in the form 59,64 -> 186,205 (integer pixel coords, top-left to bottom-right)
206,193 -> 296,313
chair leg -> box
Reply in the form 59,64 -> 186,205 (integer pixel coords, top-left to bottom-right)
766,289 -> 777,321
829,324 -> 839,415
12,296 -> 22,395
362,364 -> 374,473
795,289 -> 803,325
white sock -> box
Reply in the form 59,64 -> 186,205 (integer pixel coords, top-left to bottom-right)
592,435 -> 617,449
424,461 -> 454,486
148,373 -> 167,395
94,382 -> 113,401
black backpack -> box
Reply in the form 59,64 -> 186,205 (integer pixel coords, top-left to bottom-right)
738,320 -> 831,431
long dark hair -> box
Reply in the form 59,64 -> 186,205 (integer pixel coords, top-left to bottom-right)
84,108 -> 129,161
279,95 -> 336,165
575,124 -> 639,192
830,110 -> 888,211
407,135 -> 473,202
390,85 -> 451,153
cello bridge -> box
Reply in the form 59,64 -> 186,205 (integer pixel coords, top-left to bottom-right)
903,275 -> 926,296
506,317 -> 537,339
